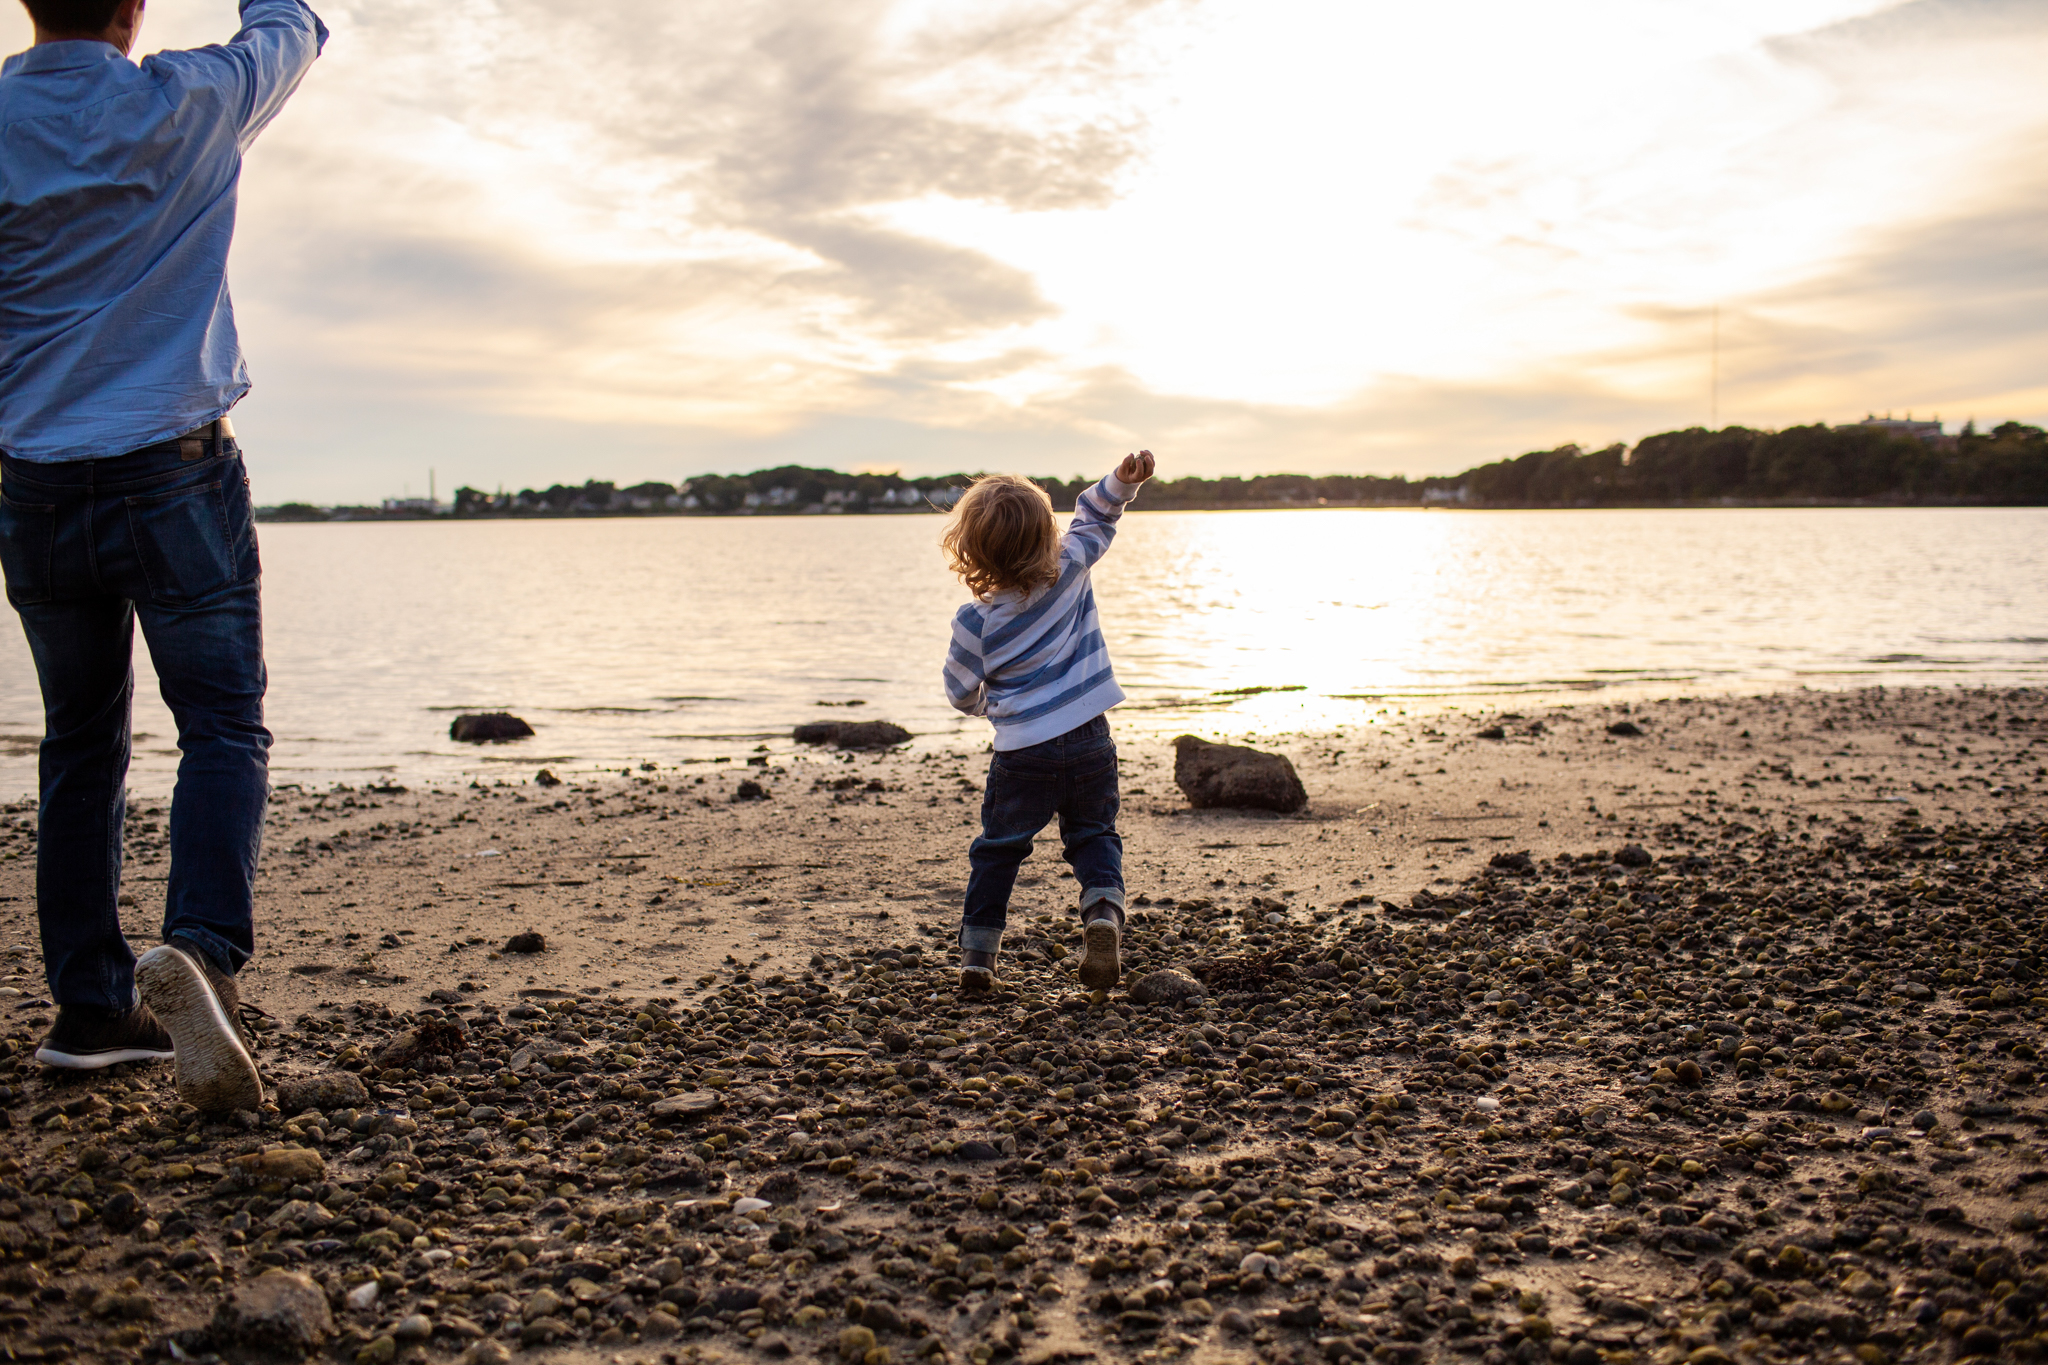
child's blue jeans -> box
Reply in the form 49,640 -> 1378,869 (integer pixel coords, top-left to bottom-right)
961,714 -> 1124,953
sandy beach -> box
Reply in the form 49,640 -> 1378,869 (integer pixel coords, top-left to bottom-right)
0,682 -> 2042,1365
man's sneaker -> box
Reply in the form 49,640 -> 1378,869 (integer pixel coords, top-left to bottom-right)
170,937 -> 262,1054
1077,910 -> 1123,990
34,1004 -> 175,1070
960,949 -> 998,995
136,943 -> 263,1112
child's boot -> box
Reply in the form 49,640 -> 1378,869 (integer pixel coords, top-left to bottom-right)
1076,890 -> 1125,989
960,949 -> 998,994
960,925 -> 1002,994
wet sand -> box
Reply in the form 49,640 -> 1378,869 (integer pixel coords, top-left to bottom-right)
0,683 -> 2042,1365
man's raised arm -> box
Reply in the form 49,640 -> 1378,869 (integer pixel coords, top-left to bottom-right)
162,0 -> 327,145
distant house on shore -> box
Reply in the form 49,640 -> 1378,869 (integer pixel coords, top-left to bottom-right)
1850,414 -> 1944,443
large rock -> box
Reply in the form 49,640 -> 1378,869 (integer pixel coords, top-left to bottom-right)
213,1269 -> 334,1355
792,720 -> 911,749
1172,735 -> 1307,812
450,713 -> 534,742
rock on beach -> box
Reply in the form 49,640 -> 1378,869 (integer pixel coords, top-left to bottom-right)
212,1270 -> 334,1354
449,712 -> 534,742
274,1071 -> 368,1113
226,1146 -> 325,1187
1172,734 -> 1307,811
1128,968 -> 1205,1005
372,1019 -> 465,1071
792,719 -> 912,749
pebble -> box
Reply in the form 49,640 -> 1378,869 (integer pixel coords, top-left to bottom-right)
650,1090 -> 725,1121
226,1146 -> 325,1187
275,1071 -> 369,1112
210,1271 -> 334,1354
1127,969 -> 1205,1006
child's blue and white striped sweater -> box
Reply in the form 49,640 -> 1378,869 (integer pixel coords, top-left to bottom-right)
943,471 -> 1141,749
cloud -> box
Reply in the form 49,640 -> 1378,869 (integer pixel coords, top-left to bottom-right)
1721,144 -> 2048,421
253,0 -> 1167,334
197,0 -> 1193,495
770,216 -> 1051,338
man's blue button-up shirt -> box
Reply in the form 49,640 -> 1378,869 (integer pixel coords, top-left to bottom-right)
0,0 -> 325,462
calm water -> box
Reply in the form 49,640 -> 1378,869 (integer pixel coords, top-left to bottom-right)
0,507 -> 2041,796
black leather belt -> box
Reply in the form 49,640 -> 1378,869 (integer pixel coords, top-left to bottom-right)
178,416 -> 236,461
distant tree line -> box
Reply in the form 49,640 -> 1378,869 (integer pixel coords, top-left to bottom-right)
257,419 -> 2048,520
436,467 -> 1436,517
1024,472 -> 1427,510
1456,421 -> 2047,506
446,466 -> 955,518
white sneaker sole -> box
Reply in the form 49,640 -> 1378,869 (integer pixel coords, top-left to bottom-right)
1077,920 -> 1122,989
33,1043 -> 175,1070
136,945 -> 262,1112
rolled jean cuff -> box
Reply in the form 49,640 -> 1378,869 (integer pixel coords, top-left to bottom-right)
169,929 -> 241,977
1079,887 -> 1125,923
959,925 -> 1005,953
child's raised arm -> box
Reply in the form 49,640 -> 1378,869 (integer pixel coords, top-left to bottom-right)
1063,449 -> 1155,569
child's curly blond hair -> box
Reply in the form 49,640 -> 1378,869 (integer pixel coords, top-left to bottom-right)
940,474 -> 1062,600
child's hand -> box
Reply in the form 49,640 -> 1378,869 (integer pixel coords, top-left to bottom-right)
1117,449 -> 1155,484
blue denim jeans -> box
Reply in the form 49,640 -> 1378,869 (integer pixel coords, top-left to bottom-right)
961,714 -> 1125,952
0,439 -> 270,1011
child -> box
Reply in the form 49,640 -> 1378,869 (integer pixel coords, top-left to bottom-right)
940,450 -> 1156,994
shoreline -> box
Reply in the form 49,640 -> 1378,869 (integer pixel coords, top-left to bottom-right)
0,683 -> 2041,1364
15,673 -> 2046,807
257,502 -> 2048,523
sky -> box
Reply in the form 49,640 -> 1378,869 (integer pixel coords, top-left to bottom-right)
7,0 -> 2046,502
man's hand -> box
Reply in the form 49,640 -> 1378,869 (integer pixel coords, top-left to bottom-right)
1117,449 -> 1156,484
